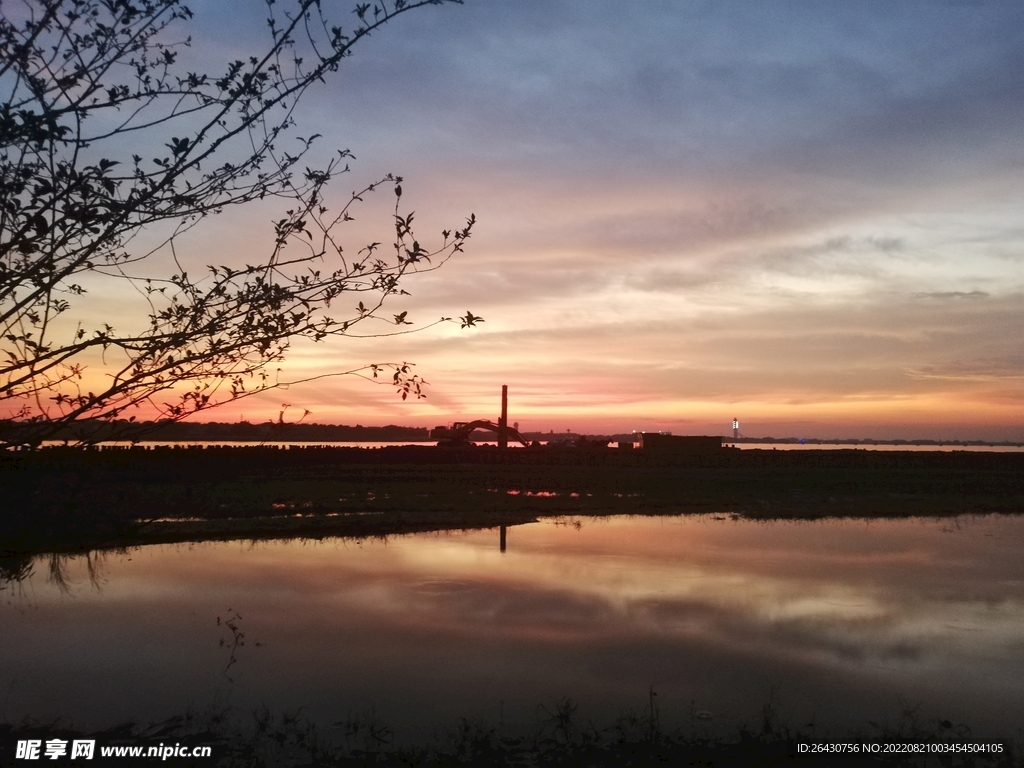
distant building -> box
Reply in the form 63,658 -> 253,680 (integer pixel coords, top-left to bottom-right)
640,433 -> 723,454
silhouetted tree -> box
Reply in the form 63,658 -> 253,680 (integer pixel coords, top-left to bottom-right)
0,0 -> 478,448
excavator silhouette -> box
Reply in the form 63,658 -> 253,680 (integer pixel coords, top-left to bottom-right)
429,419 -> 530,448
432,386 -> 530,448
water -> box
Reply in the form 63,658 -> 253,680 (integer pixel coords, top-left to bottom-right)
37,440 -> 440,448
2,515 -> 1022,742
732,442 -> 1024,452
38,439 -> 1024,451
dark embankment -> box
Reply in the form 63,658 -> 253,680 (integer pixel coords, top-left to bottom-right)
1,701 -> 1016,768
3,445 -> 1023,558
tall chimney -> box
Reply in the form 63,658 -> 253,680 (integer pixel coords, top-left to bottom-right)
499,385 -> 508,449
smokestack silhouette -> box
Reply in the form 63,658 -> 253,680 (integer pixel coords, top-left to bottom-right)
499,385 -> 508,449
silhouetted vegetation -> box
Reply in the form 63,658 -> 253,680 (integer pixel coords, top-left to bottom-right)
1,418 -> 430,444
3,445 -> 1024,558
1,695 -> 1015,767
1,0 -> 475,450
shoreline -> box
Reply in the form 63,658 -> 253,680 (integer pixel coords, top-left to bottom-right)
2,690 -> 1017,767
3,446 -> 1023,560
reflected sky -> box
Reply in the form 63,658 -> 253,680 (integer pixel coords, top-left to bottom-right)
2,515 -> 1022,740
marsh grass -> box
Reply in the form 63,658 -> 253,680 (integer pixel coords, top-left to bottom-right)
2,692 -> 1017,767
5,449 -> 1024,560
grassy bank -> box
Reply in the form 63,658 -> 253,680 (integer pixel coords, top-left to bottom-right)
2,696 -> 1017,767
3,445 -> 1024,558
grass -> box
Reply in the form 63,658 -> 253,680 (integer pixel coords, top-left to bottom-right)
2,694 -> 1017,767
3,445 -> 1024,560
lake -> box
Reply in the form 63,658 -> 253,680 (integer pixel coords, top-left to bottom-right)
38,440 -> 1024,451
2,514 -> 1022,743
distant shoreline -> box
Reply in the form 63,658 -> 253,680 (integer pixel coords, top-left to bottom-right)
4,417 -> 1020,447
728,436 -> 1024,447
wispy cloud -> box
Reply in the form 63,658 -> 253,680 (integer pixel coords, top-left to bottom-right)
91,2 -> 1024,438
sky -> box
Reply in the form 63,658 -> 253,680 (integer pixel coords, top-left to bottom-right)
71,1 -> 1024,439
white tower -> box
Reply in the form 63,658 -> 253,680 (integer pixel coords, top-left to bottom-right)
732,418 -> 739,439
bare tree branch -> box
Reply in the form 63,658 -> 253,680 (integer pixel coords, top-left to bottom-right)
0,0 -> 479,448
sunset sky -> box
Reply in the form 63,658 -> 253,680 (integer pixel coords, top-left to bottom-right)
91,2 -> 1024,439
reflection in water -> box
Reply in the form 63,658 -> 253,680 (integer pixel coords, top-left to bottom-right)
1,515 -> 1022,741
0,555 -> 33,585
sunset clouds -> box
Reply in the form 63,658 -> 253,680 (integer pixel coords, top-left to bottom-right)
137,2 -> 1024,438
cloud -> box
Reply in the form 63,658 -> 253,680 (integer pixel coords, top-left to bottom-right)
52,2 -> 1024,438
314,2 -> 1024,185
913,290 -> 990,301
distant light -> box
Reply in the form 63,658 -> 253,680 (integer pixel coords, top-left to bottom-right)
732,419 -> 739,430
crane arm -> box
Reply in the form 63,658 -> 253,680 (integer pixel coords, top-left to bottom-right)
430,419 -> 530,447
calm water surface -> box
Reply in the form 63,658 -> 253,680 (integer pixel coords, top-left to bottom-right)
2,515 -> 1022,740
39,440 -> 1024,451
